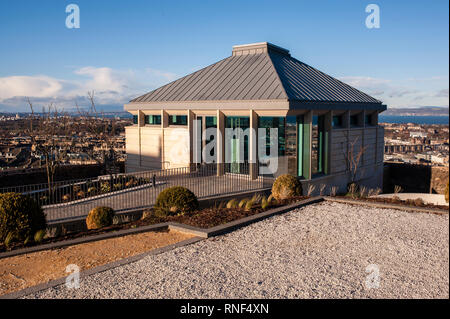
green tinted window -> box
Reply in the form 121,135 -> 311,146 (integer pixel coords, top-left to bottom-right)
169,115 -> 187,125
145,115 -> 161,125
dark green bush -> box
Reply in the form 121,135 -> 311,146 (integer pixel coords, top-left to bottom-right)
0,192 -> 46,244
86,206 -> 115,230
154,186 -> 199,216
271,174 -> 302,200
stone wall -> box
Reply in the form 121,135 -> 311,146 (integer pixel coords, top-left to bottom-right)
0,163 -> 124,188
383,162 -> 449,194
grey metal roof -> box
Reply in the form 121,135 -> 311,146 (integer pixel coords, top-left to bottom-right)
131,42 -> 381,105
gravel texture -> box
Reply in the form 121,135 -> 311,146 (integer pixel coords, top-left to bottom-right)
25,202 -> 449,299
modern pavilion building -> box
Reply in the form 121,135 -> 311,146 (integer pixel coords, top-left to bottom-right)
124,42 -> 386,192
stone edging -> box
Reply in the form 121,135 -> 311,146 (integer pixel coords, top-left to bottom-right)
324,197 -> 449,215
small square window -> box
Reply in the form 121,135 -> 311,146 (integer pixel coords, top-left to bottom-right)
350,115 -> 359,127
145,115 -> 161,125
169,115 -> 187,125
332,115 -> 342,128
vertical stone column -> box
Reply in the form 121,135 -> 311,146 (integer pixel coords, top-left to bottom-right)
216,110 -> 225,176
138,110 -> 144,167
188,110 -> 195,171
324,111 -> 332,175
302,110 -> 313,180
161,110 -> 168,169
249,110 -> 258,180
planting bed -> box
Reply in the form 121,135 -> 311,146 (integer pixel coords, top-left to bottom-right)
0,196 -> 308,253
0,229 -> 193,296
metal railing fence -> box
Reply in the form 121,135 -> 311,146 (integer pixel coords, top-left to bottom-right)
0,162 -> 272,222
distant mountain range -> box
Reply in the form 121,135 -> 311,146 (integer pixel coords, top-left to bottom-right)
383,106 -> 449,116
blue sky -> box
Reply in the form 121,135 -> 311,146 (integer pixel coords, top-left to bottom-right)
0,0 -> 448,112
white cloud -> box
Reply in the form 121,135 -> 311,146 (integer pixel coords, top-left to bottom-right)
338,76 -> 449,108
0,75 -> 64,100
0,67 -> 178,112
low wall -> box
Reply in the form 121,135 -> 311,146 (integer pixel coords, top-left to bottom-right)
383,162 -> 449,194
0,163 -> 125,187
301,162 -> 384,196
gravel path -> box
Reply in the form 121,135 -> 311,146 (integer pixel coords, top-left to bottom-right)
25,202 -> 449,299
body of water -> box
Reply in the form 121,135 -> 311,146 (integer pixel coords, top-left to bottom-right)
379,115 -> 449,125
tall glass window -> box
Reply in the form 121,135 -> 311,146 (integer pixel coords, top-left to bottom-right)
132,115 -> 138,125
226,116 -> 249,173
312,115 -> 325,176
197,116 -> 217,162
205,116 -> 217,156
258,116 -> 297,176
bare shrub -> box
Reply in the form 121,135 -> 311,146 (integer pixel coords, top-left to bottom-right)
359,186 -> 367,198
347,183 -> 358,198
394,185 -> 403,194
307,184 -> 316,196
319,184 -> 326,196
330,186 -> 338,197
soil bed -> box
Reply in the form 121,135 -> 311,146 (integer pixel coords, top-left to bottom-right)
0,229 -> 193,296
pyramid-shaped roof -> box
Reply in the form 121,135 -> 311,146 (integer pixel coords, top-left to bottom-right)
130,42 -> 381,106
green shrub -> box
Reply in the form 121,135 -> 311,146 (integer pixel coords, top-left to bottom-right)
4,232 -> 14,247
86,206 -> 115,230
347,182 -> 359,198
271,174 -> 302,200
154,186 -> 199,216
238,198 -> 248,208
100,182 -> 111,193
261,196 -> 269,210
244,198 -> 255,211
34,229 -> 46,243
0,192 -> 46,244
226,199 -> 238,209
445,182 -> 449,203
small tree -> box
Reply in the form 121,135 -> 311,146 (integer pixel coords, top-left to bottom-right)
342,133 -> 367,184
75,91 -> 122,190
26,98 -> 70,201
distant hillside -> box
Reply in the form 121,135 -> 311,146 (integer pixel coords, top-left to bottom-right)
384,106 -> 449,116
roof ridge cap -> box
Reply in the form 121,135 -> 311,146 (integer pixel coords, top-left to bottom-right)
267,51 -> 289,100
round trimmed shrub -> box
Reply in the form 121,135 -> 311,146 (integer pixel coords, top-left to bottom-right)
154,186 -> 199,216
0,192 -> 46,244
86,206 -> 115,230
271,174 -> 302,200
